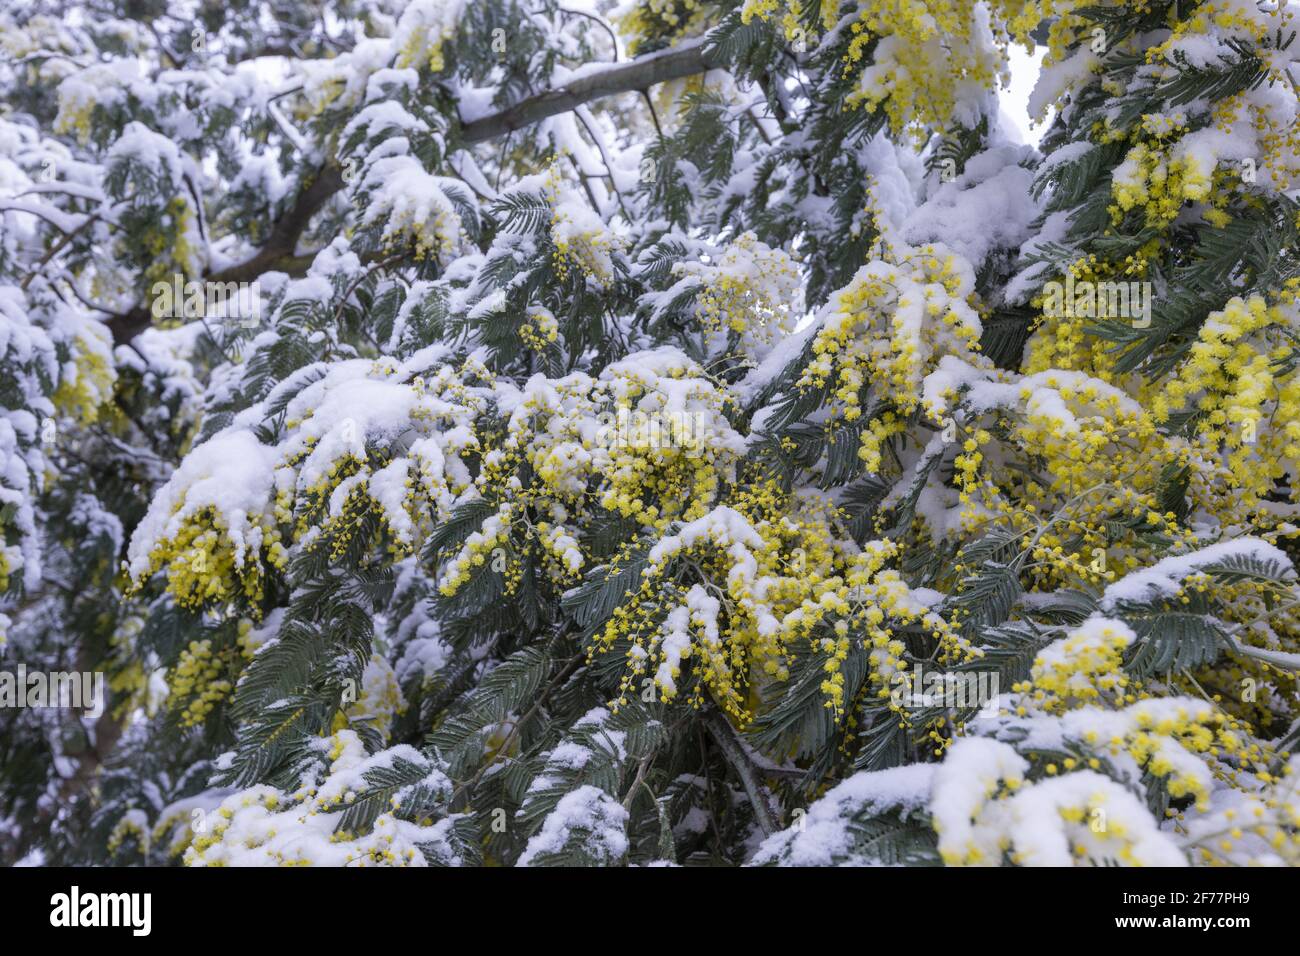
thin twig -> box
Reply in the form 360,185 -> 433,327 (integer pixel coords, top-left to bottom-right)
702,709 -> 782,836
20,213 -> 100,290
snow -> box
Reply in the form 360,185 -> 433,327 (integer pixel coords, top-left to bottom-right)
1101,538 -> 1294,610
647,507 -> 766,565
9,0 -> 1300,872
357,152 -> 465,265
516,785 -> 629,866
127,429 -> 281,577
1029,47 -> 1100,121
902,145 -> 1039,268
187,732 -> 452,866
751,764 -> 936,866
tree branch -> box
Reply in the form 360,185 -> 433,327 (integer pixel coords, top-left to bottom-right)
106,164 -> 344,344
459,36 -> 722,144
703,709 -> 782,837
106,38 -> 724,345
213,163 -> 344,285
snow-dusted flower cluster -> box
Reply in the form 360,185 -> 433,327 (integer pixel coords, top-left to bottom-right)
183,732 -> 450,866
6,0 -> 1300,873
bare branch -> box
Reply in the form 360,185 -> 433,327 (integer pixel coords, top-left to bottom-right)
703,709 -> 783,837
459,36 -> 722,144
106,38 -> 725,345
106,164 -> 344,344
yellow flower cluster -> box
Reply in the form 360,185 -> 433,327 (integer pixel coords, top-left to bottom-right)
538,521 -> 584,583
186,731 -> 446,866
437,502 -> 516,596
168,639 -> 234,727
393,0 -> 459,74
614,0 -> 712,55
382,194 -> 461,264
1025,250 -> 1156,377
1016,7 -> 1300,553
138,196 -> 203,294
107,811 -> 149,856
544,163 -> 624,286
1154,294 -> 1300,508
931,736 -> 1189,866
592,482 -> 966,722
839,0 -> 1005,139
128,361 -> 494,613
739,0 -> 1094,141
132,507 -> 285,612
797,245 -> 985,468
1145,6 -> 1300,192
1181,756 -> 1300,866
1014,619 -> 1134,715
1110,131 -> 1212,228
1002,616 -> 1283,810
933,606 -> 1287,867
438,350 -> 743,607
53,74 -> 106,144
741,0 -> 837,46
594,379 -> 733,528
801,538 -> 972,715
1166,575 -> 1300,732
124,357 -> 512,615
293,449 -> 435,564
149,804 -> 204,859
51,326 -> 117,425
934,366 -> 1197,591
519,308 -> 559,352
1101,6 -> 1300,228
1088,699 -> 1263,811
672,231 -> 801,357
